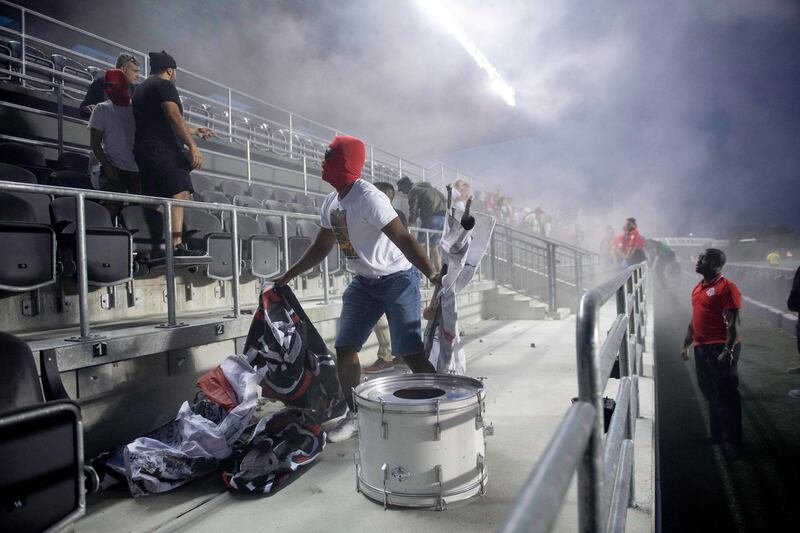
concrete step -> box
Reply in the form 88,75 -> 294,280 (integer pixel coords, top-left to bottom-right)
484,287 -> 548,320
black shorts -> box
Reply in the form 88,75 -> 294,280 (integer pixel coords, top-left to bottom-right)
134,143 -> 193,198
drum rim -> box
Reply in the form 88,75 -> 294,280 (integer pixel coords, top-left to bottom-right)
354,374 -> 485,414
357,470 -> 489,505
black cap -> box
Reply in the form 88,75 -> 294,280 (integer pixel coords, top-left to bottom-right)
149,50 -> 177,73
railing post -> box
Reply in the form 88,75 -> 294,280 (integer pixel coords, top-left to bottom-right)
227,88 -> 233,142
546,242 -> 557,311
322,254 -> 330,305
576,292 -> 605,532
56,85 -> 64,157
229,208 -> 240,318
281,215 -> 290,273
489,233 -> 497,281
398,157 -> 403,178
288,113 -> 293,159
157,201 -> 182,328
65,193 -> 103,342
303,156 -> 308,194
506,226 -> 514,289
574,250 -> 583,296
20,9 -> 26,89
246,140 -> 252,186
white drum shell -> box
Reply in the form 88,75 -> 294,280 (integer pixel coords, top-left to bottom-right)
354,375 -> 488,509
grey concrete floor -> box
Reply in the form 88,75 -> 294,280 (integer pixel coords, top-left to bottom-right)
78,310 -> 653,533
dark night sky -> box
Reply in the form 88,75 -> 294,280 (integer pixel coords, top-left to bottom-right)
15,0 -> 800,235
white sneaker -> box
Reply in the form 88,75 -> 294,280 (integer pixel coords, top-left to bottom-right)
789,389 -> 800,400
326,411 -> 358,442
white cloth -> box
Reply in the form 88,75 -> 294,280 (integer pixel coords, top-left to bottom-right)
320,179 -> 411,278
87,100 -> 138,171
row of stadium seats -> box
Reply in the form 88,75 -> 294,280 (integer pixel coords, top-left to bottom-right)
0,186 -> 340,294
0,143 -> 93,188
0,40 -> 408,183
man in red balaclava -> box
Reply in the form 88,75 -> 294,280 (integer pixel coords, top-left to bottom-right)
88,68 -> 140,218
274,135 -> 441,442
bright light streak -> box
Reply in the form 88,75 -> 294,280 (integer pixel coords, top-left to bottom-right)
416,0 -> 516,106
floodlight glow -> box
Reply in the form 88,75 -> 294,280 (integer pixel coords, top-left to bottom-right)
416,0 -> 516,106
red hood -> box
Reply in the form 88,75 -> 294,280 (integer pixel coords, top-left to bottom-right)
104,69 -> 130,106
322,135 -> 365,192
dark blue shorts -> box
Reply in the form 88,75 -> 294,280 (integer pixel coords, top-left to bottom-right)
336,268 -> 423,356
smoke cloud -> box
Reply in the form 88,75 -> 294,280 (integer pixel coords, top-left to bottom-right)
24,0 -> 800,237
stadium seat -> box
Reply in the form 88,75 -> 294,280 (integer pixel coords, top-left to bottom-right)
284,202 -> 304,213
190,173 -> 214,192
56,152 -> 90,173
0,143 -> 52,183
235,214 -> 280,278
0,192 -> 57,292
263,199 -> 288,212
180,96 -> 212,129
0,162 -> 37,184
220,180 -> 248,198
295,194 -> 315,208
183,209 -> 234,280
196,190 -> 230,205
8,41 -> 54,91
50,170 -> 93,189
0,40 -> 12,82
51,54 -> 93,100
50,197 -> 133,286
119,205 -> 212,271
258,214 -> 284,237
0,331 -> 87,532
250,183 -> 273,201
271,188 -> 296,204
233,195 -> 262,209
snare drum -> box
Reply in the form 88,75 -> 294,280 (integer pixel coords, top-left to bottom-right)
354,374 -> 487,510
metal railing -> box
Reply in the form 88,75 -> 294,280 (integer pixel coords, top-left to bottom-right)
492,223 -> 599,310
0,0 -> 489,191
500,263 -> 647,533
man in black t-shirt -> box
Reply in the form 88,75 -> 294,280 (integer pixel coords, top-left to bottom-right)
80,52 -> 140,117
132,50 -> 212,255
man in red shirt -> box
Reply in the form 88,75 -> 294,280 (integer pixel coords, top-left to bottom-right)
681,248 -> 743,457
618,217 -> 647,266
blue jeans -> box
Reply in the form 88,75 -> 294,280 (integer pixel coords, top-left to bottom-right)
418,213 -> 446,246
336,268 -> 423,356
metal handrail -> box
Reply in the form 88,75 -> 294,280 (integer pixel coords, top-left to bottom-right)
500,263 -> 647,533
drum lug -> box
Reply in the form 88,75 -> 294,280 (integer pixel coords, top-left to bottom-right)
434,399 -> 441,441
475,394 -> 485,429
380,398 -> 388,439
435,464 -> 445,511
381,463 -> 389,510
477,453 -> 486,496
351,387 -> 358,413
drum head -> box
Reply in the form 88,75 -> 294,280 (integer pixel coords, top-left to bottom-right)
355,374 -> 484,414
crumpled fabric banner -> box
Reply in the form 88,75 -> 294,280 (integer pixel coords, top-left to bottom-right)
223,408 -> 326,494
427,209 -> 496,374
116,354 -> 267,497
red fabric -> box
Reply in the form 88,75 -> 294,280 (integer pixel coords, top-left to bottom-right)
621,229 -> 645,255
196,366 -> 238,411
691,275 -> 742,345
322,135 -> 365,192
104,69 -> 131,106
612,234 -> 624,253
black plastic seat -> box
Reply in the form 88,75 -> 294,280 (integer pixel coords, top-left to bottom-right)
220,180 -> 248,198
0,162 -> 37,184
7,41 -> 54,91
236,214 -> 280,278
183,209 -> 234,280
119,205 -> 211,271
263,199 -> 288,212
258,214 -> 284,237
250,183 -> 274,201
295,194 -> 316,207
56,152 -> 90,173
51,54 -> 93,101
272,188 -> 296,204
50,170 -> 93,189
190,174 -> 214,192
0,331 -> 86,531
196,190 -> 230,206
3,191 -> 52,223
0,192 -> 57,292
0,41 -> 12,82
0,143 -> 52,183
50,197 -> 132,286
233,195 -> 262,209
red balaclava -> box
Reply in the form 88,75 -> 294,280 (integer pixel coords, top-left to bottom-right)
322,135 -> 365,192
104,69 -> 130,106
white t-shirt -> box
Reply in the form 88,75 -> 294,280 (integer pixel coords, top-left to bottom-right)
320,179 -> 411,278
88,100 -> 138,172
